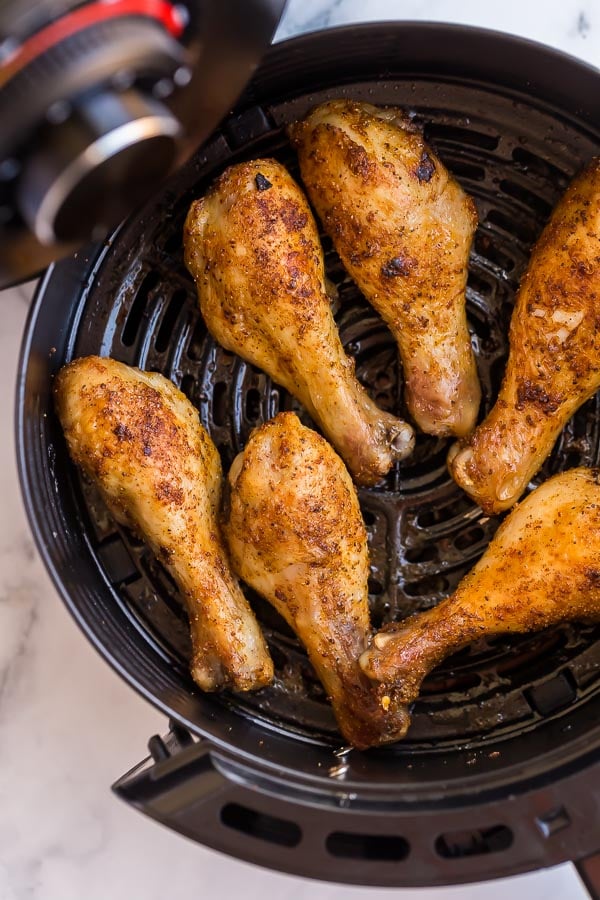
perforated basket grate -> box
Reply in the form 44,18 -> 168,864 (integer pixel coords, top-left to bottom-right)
59,75 -> 600,753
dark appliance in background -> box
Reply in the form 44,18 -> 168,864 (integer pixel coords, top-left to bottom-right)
5,4 -> 600,897
0,0 -> 286,283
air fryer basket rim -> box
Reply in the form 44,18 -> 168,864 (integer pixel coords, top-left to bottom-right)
252,19 -> 600,130
16,17 -> 600,819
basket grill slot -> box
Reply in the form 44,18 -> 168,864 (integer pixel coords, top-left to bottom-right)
211,381 -> 229,427
499,179 -> 553,219
511,146 -> 570,184
186,317 -> 208,361
245,387 -> 262,423
97,536 -> 139,585
155,289 -> 187,353
122,270 -> 161,347
473,232 -> 516,274
485,208 -> 538,245
367,577 -> 384,595
404,544 -> 439,564
414,494 -> 474,530
467,271 -> 494,299
442,158 -> 486,181
404,574 -> 450,597
454,526 -> 485,552
424,123 -> 500,150
180,373 -> 196,403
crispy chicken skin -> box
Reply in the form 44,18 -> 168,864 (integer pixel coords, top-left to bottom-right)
223,412 -> 410,749
184,158 -> 414,487
289,99 -> 481,438
54,356 -> 273,693
361,467 -> 600,736
449,158 -> 600,514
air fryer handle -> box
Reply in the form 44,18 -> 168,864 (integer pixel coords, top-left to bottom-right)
576,854 -> 600,900
112,723 -> 306,870
113,724 -> 246,838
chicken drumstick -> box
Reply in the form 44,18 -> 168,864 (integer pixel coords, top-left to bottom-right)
55,356 -> 273,693
361,467 -> 600,738
184,158 -> 414,487
449,158 -> 600,514
223,411 -> 410,749
290,99 -> 481,438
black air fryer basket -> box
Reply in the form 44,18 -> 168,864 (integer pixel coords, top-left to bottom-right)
16,22 -> 600,892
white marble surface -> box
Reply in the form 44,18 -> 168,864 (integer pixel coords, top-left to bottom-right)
1,2 -> 598,898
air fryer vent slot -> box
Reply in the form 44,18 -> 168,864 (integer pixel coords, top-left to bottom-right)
220,802 -> 302,847
326,831 -> 410,861
435,825 -> 513,858
96,535 -> 139,585
511,146 -> 570,185
498,179 -> 553,219
155,289 -> 187,353
485,208 -> 537,245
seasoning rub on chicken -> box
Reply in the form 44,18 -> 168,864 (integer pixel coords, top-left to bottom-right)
290,99 -> 481,438
449,158 -> 600,514
223,412 -> 410,749
361,467 -> 600,738
184,158 -> 414,487
55,356 -> 273,693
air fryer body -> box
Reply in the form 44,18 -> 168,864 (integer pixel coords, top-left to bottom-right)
15,21 -> 600,890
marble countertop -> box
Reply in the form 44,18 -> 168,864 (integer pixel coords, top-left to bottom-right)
1,2 -> 598,898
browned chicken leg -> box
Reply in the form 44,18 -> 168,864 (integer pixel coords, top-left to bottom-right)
360,467 -> 600,737
290,100 -> 481,437
55,356 -> 273,692
223,412 -> 410,749
449,158 -> 600,514
184,158 -> 414,487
